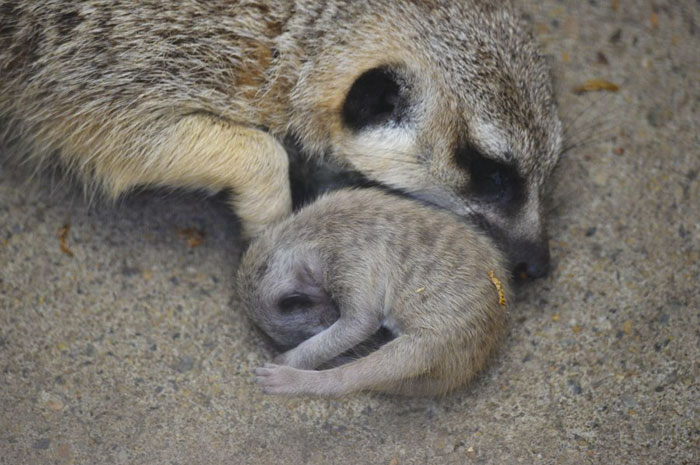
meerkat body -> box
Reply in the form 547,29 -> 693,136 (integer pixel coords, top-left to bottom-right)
236,188 -> 509,397
0,0 -> 561,273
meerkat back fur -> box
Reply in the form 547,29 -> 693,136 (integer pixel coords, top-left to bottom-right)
0,0 -> 562,273
236,188 -> 510,397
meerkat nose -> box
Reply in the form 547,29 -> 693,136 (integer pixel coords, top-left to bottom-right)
512,243 -> 551,280
525,256 -> 550,279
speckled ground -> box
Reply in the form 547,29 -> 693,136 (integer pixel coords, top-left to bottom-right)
1,1 -> 698,464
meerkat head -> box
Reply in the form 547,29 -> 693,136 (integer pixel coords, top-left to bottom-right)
289,1 -> 562,279
236,239 -> 337,349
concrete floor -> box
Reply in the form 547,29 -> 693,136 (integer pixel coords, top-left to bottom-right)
1,1 -> 698,464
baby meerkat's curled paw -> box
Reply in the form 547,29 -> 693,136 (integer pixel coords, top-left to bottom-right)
255,364 -> 304,396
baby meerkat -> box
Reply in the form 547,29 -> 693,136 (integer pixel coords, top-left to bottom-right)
0,1 -> 561,275
236,188 -> 510,397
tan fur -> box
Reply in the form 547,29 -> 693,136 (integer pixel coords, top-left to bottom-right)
237,188 -> 510,397
1,1 -> 562,266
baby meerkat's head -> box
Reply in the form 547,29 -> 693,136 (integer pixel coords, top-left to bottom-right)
257,290 -> 337,350
290,1 -> 562,279
236,240 -> 337,349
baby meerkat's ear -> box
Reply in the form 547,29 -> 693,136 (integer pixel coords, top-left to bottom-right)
342,66 -> 406,131
277,248 -> 338,323
292,248 -> 325,295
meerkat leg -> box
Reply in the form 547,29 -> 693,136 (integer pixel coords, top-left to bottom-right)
378,375 -> 455,397
97,114 -> 291,238
256,332 -> 442,396
273,316 -> 383,370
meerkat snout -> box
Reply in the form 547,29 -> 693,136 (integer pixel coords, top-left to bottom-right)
509,240 -> 551,279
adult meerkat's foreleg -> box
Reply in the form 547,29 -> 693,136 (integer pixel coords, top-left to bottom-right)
256,331 -> 443,397
96,114 -> 291,238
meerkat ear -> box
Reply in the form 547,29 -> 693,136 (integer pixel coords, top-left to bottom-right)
290,247 -> 327,299
342,67 -> 405,131
276,251 -> 333,314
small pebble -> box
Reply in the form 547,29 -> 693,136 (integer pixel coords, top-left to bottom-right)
609,28 -> 622,43
595,51 -> 609,65
623,320 -> 632,335
176,355 -> 195,373
121,265 -> 141,277
84,344 -> 95,357
33,438 -> 51,450
647,106 -> 672,128
568,380 -> 583,395
47,400 -> 64,411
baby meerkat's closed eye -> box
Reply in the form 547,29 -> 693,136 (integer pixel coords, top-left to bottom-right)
277,293 -> 314,313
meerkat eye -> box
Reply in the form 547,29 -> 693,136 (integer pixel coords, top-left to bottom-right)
456,145 -> 523,203
277,293 -> 313,313
470,157 -> 516,197
342,66 -> 405,131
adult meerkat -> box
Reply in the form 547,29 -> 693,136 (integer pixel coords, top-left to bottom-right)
236,188 -> 509,397
0,0 -> 561,276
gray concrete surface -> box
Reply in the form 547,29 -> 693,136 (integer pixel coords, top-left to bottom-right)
1,1 -> 698,464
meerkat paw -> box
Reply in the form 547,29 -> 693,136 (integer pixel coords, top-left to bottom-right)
255,363 -> 307,395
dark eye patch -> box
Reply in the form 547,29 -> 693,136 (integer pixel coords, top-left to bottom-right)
341,66 -> 405,131
456,143 -> 524,207
278,293 -> 313,313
